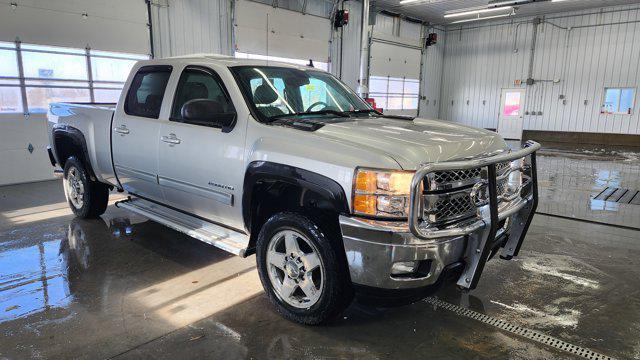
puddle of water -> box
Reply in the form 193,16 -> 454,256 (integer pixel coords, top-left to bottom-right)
0,239 -> 71,323
489,300 -> 581,329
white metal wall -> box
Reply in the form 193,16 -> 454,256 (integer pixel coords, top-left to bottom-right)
330,0 -> 363,91
150,0 -> 233,58
420,27 -> 445,119
439,4 -> 640,134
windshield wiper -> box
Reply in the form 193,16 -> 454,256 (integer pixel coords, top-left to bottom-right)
297,109 -> 351,117
345,109 -> 382,115
269,109 -> 351,121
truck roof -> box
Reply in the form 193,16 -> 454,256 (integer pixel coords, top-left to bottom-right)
141,53 -> 324,72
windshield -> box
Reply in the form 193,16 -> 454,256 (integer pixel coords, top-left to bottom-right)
231,66 -> 374,122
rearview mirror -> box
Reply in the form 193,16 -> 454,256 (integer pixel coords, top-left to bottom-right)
181,99 -> 237,133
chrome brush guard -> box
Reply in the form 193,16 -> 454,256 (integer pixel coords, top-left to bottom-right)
408,141 -> 541,290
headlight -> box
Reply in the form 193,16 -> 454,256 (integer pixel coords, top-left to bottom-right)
352,168 -> 415,218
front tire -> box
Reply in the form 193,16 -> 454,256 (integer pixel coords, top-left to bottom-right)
63,157 -> 109,219
256,212 -> 353,325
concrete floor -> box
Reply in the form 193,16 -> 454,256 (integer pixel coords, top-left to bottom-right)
1,146 -> 639,359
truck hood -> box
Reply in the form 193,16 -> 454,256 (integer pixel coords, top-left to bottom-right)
314,117 -> 508,170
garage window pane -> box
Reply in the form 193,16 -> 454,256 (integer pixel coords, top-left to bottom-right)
387,96 -> 403,110
94,88 -> 123,103
21,43 -> 85,54
91,57 -> 138,82
22,50 -> 87,80
369,77 -> 388,94
0,87 -> 23,113
91,50 -> 149,60
404,80 -> 420,95
388,78 -> 404,94
26,87 -> 90,113
26,79 -> 89,87
371,95 -> 387,109
0,48 -> 19,78
403,96 -> 418,110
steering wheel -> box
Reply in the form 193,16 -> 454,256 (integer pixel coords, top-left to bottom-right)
305,101 -> 329,112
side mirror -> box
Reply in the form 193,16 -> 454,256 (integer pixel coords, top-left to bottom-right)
181,99 -> 237,133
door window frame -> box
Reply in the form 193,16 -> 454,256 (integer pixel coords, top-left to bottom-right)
123,65 -> 173,119
169,65 -> 237,128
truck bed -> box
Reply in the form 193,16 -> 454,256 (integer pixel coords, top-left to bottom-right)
48,102 -> 118,187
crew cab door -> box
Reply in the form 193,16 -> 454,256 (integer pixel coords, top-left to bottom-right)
157,65 -> 245,230
112,65 -> 172,201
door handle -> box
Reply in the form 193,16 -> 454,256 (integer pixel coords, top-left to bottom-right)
161,133 -> 181,145
114,125 -> 130,135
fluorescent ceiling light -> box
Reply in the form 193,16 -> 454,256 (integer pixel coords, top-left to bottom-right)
449,13 -> 512,24
488,0 -> 530,6
444,6 -> 513,18
399,0 -> 421,5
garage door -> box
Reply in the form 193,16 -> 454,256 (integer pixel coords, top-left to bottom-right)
369,33 -> 422,116
235,0 -> 331,63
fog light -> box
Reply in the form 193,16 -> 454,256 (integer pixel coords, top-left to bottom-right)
391,261 -> 418,275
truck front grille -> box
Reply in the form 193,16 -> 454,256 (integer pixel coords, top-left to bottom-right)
423,190 -> 476,224
422,161 -> 512,225
432,168 -> 481,185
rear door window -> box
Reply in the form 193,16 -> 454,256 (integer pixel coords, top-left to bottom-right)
124,65 -> 172,118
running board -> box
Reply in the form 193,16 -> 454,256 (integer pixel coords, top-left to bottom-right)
115,198 -> 249,257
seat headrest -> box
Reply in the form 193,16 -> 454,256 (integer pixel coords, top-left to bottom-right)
184,82 -> 209,102
144,94 -> 162,108
253,84 -> 278,105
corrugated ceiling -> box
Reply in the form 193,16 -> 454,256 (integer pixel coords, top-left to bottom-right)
374,0 -> 640,24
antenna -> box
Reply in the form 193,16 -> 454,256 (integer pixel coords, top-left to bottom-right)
266,14 -> 269,65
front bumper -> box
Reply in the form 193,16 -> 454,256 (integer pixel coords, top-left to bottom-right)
340,141 -> 540,292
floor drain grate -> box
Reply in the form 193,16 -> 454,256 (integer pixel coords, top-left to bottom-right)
425,297 -> 614,359
594,187 -> 640,205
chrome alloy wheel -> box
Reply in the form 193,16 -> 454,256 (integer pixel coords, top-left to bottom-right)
64,167 -> 85,209
266,230 -> 324,309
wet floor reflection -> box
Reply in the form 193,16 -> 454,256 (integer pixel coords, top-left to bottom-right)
0,237 -> 70,322
536,150 -> 640,228
1,146 -> 639,359
0,216 -> 141,323
0,211 -> 263,358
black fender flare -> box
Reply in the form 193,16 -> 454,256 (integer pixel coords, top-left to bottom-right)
242,161 -> 350,231
52,124 -> 97,180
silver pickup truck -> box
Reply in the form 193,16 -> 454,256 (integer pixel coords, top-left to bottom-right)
47,55 -> 539,325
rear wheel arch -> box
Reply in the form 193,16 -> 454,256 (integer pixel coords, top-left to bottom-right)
52,125 -> 96,181
242,161 -> 350,255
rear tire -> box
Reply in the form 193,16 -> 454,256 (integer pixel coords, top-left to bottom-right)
256,212 -> 353,325
63,157 -> 109,219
